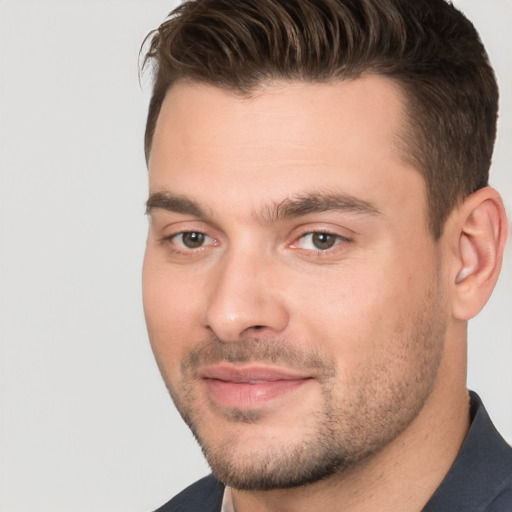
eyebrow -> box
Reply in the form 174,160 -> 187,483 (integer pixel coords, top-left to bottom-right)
146,192 -> 207,218
259,192 -> 381,223
145,191 -> 380,221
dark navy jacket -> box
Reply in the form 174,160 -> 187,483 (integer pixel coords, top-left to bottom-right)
154,392 -> 512,511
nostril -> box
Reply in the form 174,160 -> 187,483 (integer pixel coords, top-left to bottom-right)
240,324 -> 267,338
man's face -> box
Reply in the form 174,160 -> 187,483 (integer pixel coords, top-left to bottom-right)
143,77 -> 449,490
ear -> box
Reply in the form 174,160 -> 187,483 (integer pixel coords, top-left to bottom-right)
449,187 -> 509,321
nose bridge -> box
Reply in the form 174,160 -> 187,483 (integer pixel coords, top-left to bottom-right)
205,242 -> 288,342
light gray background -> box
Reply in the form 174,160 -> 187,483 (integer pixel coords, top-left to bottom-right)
0,1 -> 510,511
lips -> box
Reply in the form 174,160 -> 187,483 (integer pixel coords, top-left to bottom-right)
198,364 -> 312,409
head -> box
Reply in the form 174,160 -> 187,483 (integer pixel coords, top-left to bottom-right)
141,0 -> 507,493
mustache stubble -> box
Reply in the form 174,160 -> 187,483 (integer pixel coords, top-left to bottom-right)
180,335 -> 337,381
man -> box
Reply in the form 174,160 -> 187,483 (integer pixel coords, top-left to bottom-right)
141,0 -> 511,510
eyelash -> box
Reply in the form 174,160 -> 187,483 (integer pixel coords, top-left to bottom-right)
291,230 -> 351,254
161,231 -> 217,252
160,229 -> 350,256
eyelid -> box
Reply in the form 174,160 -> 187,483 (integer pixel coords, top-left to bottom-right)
172,231 -> 216,249
153,218 -> 216,240
163,230 -> 217,250
153,219 -> 220,255
290,227 -> 352,252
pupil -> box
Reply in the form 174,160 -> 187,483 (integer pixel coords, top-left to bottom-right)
182,232 -> 205,248
312,233 -> 336,250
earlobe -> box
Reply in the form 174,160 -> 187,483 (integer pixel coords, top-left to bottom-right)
451,187 -> 508,321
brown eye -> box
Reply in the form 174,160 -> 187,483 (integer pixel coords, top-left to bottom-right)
311,233 -> 337,250
180,232 -> 206,249
295,232 -> 346,251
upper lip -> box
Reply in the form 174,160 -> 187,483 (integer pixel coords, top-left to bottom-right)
198,363 -> 312,383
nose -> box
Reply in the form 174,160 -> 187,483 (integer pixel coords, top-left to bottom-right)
204,250 -> 289,342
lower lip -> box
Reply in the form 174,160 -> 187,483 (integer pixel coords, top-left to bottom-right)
203,378 -> 310,409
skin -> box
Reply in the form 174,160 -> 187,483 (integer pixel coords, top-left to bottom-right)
143,76 -> 506,511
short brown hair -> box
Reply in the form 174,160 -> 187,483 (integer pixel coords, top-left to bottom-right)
142,0 -> 498,238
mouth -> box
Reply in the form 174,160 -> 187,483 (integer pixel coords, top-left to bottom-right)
198,363 -> 313,409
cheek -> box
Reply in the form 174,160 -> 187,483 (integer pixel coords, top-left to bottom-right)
142,253 -> 204,372
285,253 -> 435,364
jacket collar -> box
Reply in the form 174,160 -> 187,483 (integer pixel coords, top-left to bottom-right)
422,391 -> 512,511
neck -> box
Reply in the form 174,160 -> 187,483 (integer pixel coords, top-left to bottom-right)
231,350 -> 470,512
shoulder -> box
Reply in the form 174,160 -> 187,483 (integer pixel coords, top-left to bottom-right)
423,392 -> 512,512
484,482 -> 512,512
152,474 -> 225,512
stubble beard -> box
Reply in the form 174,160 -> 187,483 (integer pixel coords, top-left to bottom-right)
161,284 -> 446,491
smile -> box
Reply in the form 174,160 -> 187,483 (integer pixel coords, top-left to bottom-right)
198,364 -> 313,409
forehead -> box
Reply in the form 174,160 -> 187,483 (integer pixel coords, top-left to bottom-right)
148,77 -> 425,224
150,77 -> 408,163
